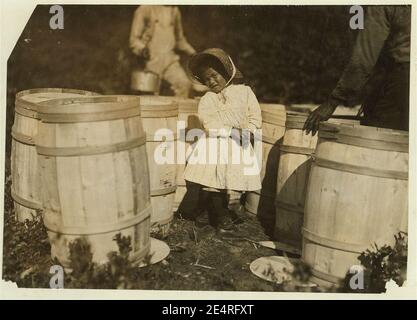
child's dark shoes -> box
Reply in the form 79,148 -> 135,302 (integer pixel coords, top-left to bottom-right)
194,211 -> 211,228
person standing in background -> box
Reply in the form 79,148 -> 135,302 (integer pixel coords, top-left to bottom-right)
303,5 -> 411,134
129,5 -> 196,97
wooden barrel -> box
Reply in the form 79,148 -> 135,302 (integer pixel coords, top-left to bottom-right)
274,111 -> 360,249
11,88 -> 98,222
288,104 -> 362,117
139,96 -> 178,236
36,95 -> 151,267
244,104 -> 286,227
170,98 -> 202,211
302,123 -> 408,287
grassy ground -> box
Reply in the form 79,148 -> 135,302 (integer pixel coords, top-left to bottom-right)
3,157 -> 300,291
3,159 -> 407,293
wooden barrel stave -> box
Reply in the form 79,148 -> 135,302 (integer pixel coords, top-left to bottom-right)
274,111 -> 360,249
244,103 -> 286,225
140,96 -> 178,236
274,113 -> 317,247
37,95 -> 151,267
171,98 -> 201,211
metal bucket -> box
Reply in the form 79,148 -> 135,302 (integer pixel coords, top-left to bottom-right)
131,69 -> 161,93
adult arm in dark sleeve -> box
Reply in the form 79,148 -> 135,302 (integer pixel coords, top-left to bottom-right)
303,6 -> 392,135
331,6 -> 391,104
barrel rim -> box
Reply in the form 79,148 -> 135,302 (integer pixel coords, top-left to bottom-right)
259,102 -> 286,110
38,95 -> 139,111
286,113 -> 360,130
285,111 -> 309,122
319,122 -> 409,142
139,95 -> 179,107
39,106 -> 141,123
153,95 -> 199,113
15,88 -> 99,112
260,104 -> 286,127
288,104 -> 362,117
157,95 -> 196,104
37,96 -> 142,122
140,104 -> 179,112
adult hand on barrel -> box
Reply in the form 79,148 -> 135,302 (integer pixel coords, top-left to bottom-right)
303,98 -> 338,136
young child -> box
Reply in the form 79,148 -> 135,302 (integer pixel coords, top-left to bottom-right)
181,48 -> 262,232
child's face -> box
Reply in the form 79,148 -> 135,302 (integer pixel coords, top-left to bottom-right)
201,67 -> 227,93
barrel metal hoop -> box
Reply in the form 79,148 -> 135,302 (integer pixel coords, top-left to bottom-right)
37,136 -> 147,157
280,144 -> 315,156
15,105 -> 39,119
151,215 -> 174,227
146,133 -> 178,142
11,189 -> 42,210
318,131 -> 409,153
140,107 -> 179,118
11,129 -> 35,146
262,135 -> 282,146
44,204 -> 152,235
285,121 -> 306,130
179,107 -> 198,114
150,186 -> 177,197
15,100 -> 39,112
39,107 -> 141,123
275,200 -> 304,215
313,157 -> 408,180
177,100 -> 199,113
303,228 -> 368,254
261,111 -> 286,126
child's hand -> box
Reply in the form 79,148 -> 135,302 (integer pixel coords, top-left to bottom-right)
241,129 -> 251,148
230,127 -> 241,142
231,128 -> 251,148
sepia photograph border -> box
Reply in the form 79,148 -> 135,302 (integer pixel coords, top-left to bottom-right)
0,0 -> 416,300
